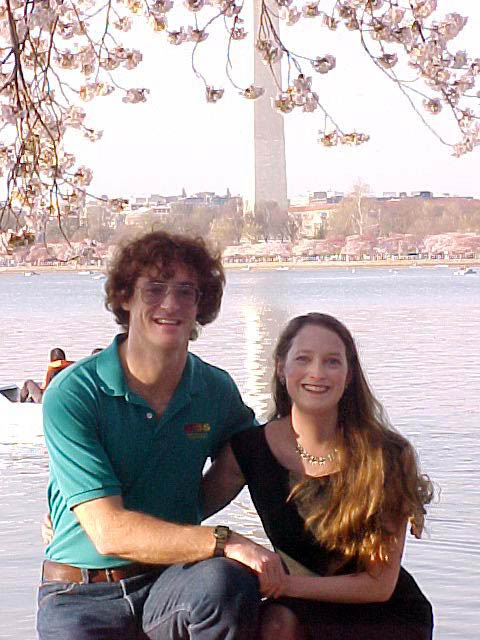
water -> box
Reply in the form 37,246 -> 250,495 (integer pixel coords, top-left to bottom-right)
1,267 -> 479,639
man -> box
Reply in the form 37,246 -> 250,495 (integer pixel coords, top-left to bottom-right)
38,231 -> 283,640
20,347 -> 73,403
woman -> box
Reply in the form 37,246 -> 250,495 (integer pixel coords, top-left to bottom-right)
203,312 -> 434,640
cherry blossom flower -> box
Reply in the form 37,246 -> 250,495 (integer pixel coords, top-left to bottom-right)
231,19 -> 247,40
184,0 -> 205,11
114,17 -> 133,32
150,16 -> 168,32
168,28 -> 188,45
205,87 -> 224,103
280,7 -> 301,26
273,93 -> 294,114
151,0 -> 174,13
378,53 -> 398,69
240,85 -> 265,100
188,27 -> 209,42
319,131 -> 338,147
122,88 -> 150,103
340,132 -> 370,145
302,2 -> 321,19
312,55 -> 336,74
73,167 -> 93,186
423,98 -> 442,114
322,15 -> 339,30
256,39 -> 283,65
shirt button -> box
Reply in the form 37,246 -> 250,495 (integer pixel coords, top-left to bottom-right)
146,412 -> 153,419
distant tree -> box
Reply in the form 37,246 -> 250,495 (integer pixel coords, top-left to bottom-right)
243,214 -> 262,244
253,200 -> 288,242
185,206 -> 215,236
209,216 -> 239,247
86,208 -> 112,243
210,200 -> 244,245
327,182 -> 380,237
350,181 -> 371,236
70,227 -> 88,243
284,213 -> 301,244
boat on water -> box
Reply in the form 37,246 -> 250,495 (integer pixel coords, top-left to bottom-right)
77,270 -> 93,275
0,384 -> 20,402
453,267 -> 476,276
276,266 -> 290,271
24,271 -> 39,277
1,388 -> 43,438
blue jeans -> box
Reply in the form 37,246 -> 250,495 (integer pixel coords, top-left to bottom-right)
37,558 -> 260,640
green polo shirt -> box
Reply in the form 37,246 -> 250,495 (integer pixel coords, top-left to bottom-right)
42,334 -> 256,568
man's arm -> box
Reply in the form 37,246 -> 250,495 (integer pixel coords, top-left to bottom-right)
202,443 -> 246,519
73,494 -> 287,594
73,495 -> 217,564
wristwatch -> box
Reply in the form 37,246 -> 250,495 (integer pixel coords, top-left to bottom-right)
213,525 -> 231,557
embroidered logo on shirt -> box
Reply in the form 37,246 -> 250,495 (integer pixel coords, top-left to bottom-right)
184,423 -> 211,440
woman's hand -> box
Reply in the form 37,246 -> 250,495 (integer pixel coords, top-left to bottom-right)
224,532 -> 288,597
41,512 -> 54,545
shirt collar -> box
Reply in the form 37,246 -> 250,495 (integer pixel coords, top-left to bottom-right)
96,334 -> 128,396
96,334 -> 207,399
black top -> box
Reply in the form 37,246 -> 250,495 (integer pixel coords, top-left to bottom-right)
230,426 -> 433,631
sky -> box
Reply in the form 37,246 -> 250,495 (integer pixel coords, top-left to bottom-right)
66,1 -> 480,200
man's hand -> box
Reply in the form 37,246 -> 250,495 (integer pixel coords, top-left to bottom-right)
224,532 -> 288,597
41,512 -> 54,545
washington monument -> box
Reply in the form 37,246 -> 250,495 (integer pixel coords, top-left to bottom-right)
244,1 -> 288,214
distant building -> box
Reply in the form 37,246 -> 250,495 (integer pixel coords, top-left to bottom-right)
289,203 -> 338,238
309,191 -> 328,202
411,190 -> 433,199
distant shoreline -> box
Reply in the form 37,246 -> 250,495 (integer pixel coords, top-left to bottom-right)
0,258 -> 478,275
223,258 -> 479,270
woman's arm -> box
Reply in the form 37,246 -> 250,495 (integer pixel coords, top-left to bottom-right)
270,520 -> 407,603
202,442 -> 246,519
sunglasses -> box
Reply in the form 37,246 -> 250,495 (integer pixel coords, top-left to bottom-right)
139,281 -> 202,307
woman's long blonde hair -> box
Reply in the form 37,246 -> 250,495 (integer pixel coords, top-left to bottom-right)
271,313 -> 433,569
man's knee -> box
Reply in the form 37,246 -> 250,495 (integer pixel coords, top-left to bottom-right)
144,559 -> 260,638
260,603 -> 306,640
196,557 -> 259,605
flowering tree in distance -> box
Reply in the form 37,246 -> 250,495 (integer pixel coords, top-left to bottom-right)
1,0 -> 479,251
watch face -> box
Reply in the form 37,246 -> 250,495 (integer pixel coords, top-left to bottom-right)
215,526 -> 229,541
